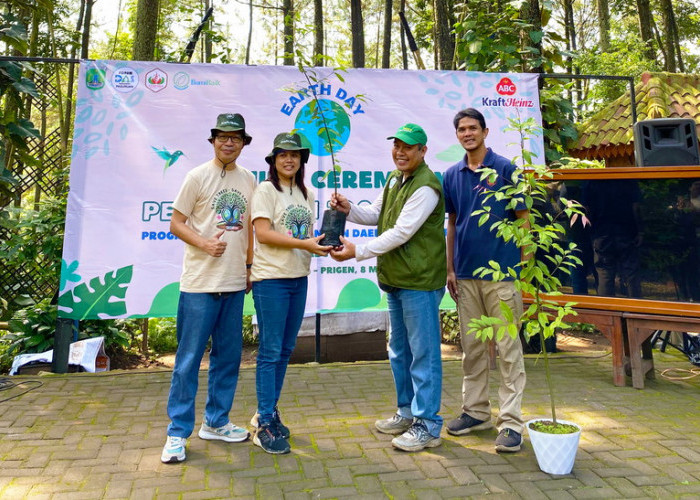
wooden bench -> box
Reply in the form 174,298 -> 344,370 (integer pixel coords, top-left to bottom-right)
622,313 -> 700,389
529,295 -> 700,389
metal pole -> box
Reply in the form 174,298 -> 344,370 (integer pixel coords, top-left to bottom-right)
52,318 -> 73,373
315,313 -> 321,363
628,78 -> 638,124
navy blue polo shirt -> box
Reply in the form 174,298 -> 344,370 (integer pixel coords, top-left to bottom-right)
443,148 -> 523,280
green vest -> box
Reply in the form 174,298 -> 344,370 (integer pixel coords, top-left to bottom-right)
377,162 -> 446,291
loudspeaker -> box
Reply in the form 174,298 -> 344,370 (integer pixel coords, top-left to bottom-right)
633,118 -> 700,166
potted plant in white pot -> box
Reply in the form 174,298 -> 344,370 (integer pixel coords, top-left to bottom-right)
467,116 -> 585,475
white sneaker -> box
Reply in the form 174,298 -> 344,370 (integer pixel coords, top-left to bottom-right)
375,413 -> 413,435
198,421 -> 249,443
161,436 -> 186,463
391,422 -> 442,452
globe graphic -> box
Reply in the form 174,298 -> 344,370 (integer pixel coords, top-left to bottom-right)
294,99 -> 351,157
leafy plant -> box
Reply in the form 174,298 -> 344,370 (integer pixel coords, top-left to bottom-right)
242,315 -> 257,347
466,116 -> 585,430
451,0 -> 578,163
0,12 -> 41,204
0,296 -> 111,370
81,319 -> 131,351
0,196 -> 67,316
148,317 -> 179,354
440,311 -> 461,344
144,315 -> 257,356
566,322 -> 598,335
0,295 -> 137,373
3,296 -> 62,359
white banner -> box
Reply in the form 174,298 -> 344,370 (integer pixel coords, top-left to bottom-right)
59,61 -> 543,319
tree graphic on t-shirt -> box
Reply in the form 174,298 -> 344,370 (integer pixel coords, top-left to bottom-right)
214,190 -> 247,231
284,205 -> 312,239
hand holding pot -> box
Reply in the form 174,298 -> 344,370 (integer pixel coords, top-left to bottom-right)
330,193 -> 351,214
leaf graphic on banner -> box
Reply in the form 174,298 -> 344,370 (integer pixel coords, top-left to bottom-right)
243,293 -> 255,316
436,144 -> 467,163
59,259 -> 82,291
58,265 -> 133,320
131,281 -> 180,318
327,278 -> 381,312
440,292 -> 456,310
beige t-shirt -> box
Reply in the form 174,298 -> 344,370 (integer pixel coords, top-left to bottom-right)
250,181 -> 316,281
172,160 -> 256,292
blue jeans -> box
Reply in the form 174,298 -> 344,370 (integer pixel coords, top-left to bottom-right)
387,287 -> 445,437
166,291 -> 244,438
253,277 -> 308,425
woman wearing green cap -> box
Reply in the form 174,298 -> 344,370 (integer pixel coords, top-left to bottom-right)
248,132 -> 332,454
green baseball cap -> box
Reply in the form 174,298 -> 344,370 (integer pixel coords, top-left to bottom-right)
387,123 -> 427,146
210,113 -> 252,145
265,132 -> 310,165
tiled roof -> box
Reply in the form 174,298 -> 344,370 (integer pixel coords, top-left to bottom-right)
569,72 -> 700,160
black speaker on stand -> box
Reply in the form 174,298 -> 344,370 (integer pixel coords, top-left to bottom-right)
633,118 -> 700,166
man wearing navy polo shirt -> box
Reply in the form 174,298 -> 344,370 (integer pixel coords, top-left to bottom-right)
443,108 -> 527,453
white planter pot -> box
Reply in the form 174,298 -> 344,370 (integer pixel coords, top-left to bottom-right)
526,419 -> 581,475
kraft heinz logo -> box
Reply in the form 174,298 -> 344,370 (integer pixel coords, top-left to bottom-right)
482,76 -> 534,108
496,77 -> 516,95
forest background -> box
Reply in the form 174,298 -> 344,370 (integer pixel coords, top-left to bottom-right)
0,0 -> 699,368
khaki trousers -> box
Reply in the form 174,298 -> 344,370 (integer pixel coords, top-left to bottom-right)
456,279 -> 526,433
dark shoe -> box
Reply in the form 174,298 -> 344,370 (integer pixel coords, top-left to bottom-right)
446,413 -> 494,436
253,424 -> 290,454
272,407 -> 291,439
495,428 -> 522,452
375,413 -> 413,435
251,407 -> 290,439
391,421 -> 442,452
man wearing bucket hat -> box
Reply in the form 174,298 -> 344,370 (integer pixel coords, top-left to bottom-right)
330,123 -> 446,452
161,113 -> 256,463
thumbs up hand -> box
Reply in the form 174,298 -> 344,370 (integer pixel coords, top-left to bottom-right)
204,229 -> 227,257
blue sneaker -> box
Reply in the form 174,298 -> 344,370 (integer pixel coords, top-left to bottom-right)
495,428 -> 522,452
446,412 -> 493,436
251,407 -> 290,439
161,436 -> 186,463
253,423 -> 291,454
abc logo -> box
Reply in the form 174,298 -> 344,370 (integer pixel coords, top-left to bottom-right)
496,77 -> 516,96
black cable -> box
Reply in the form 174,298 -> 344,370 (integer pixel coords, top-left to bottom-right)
0,378 -> 43,403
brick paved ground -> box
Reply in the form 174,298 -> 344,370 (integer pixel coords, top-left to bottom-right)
1,348 -> 699,499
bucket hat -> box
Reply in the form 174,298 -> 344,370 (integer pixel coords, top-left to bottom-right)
210,113 -> 252,145
265,132 -> 310,165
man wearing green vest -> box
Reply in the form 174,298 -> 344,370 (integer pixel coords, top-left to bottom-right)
330,123 -> 446,452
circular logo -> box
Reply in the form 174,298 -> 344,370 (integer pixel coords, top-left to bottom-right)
294,99 -> 351,157
496,77 -> 517,96
111,67 -> 138,93
173,72 -> 190,90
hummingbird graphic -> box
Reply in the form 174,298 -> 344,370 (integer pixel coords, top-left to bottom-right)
152,146 -> 185,174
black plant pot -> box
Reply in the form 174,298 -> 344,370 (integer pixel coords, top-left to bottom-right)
319,209 -> 347,247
